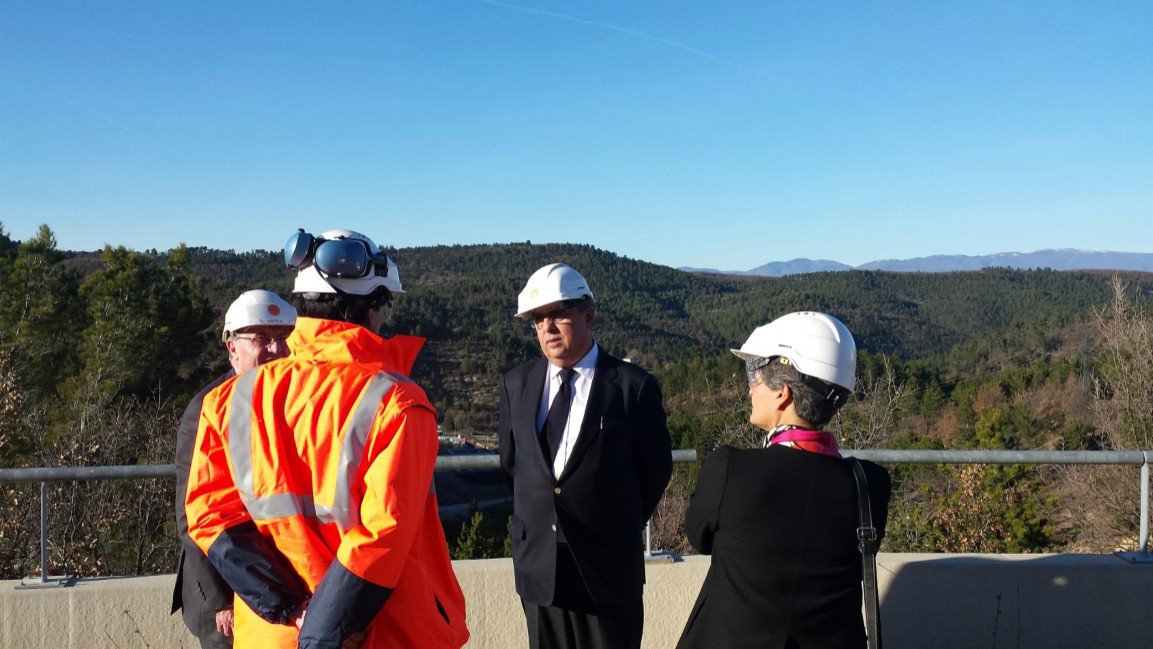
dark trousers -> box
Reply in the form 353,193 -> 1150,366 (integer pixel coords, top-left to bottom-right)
522,545 -> 643,649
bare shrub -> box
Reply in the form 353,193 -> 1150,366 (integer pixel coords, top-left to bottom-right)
0,482 -> 40,578
1091,277 -> 1153,450
1054,464 -> 1141,552
834,355 -> 906,450
0,395 -> 182,580
1062,277 -> 1153,551
0,349 -> 20,455
649,465 -> 695,555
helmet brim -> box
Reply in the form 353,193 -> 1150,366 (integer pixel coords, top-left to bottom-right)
730,348 -> 760,362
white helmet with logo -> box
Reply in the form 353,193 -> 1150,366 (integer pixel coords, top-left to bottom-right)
222,290 -> 298,342
291,229 -> 404,296
515,263 -> 596,317
731,311 -> 857,392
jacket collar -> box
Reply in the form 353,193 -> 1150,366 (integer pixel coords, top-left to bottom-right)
286,317 -> 425,374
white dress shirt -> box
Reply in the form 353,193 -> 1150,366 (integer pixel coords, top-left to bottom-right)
536,342 -> 599,477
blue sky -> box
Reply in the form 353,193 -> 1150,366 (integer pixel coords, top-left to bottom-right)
2,1 -> 1150,269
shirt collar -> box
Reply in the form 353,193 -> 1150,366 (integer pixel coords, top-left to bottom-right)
548,342 -> 598,381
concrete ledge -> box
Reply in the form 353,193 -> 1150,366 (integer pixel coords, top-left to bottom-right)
876,553 -> 1153,649
3,554 -> 1153,648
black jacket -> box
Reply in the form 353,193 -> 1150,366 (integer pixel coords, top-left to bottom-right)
676,444 -> 891,649
498,350 -> 672,607
171,372 -> 235,642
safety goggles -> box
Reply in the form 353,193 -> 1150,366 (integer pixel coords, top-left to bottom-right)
283,230 -> 391,279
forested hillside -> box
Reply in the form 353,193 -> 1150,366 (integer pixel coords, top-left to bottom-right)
2,223 -> 1152,576
174,241 -> 1138,436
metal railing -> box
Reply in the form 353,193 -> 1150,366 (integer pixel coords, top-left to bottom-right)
0,450 -> 699,587
3,448 -> 1150,587
841,449 -> 1153,561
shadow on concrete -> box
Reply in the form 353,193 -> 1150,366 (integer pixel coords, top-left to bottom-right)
879,553 -> 1153,649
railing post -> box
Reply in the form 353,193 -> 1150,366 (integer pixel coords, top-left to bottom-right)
1112,450 -> 1153,564
642,519 -> 671,562
16,482 -> 58,588
16,481 -> 74,588
38,481 -> 48,585
1141,452 -> 1151,556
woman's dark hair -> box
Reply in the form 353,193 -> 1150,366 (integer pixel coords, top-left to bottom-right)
757,357 -> 847,428
290,287 -> 392,329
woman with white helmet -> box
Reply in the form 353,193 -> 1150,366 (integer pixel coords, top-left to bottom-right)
676,312 -> 891,649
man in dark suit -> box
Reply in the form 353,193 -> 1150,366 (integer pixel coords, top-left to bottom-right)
498,263 -> 672,649
171,290 -> 296,648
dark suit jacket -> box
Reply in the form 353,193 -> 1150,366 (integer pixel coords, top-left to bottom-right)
498,350 -> 672,608
676,444 -> 891,649
171,372 -> 235,643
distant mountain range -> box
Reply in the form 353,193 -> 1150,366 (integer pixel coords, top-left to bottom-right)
681,250 -> 1153,277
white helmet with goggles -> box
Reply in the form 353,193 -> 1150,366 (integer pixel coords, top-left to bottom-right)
285,229 -> 404,296
515,263 -> 595,318
732,311 -> 857,394
222,290 -> 298,342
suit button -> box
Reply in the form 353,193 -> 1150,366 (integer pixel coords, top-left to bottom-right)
551,524 -> 557,532
553,487 -> 561,495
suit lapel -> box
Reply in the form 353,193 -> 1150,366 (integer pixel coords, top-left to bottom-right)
518,358 -> 552,471
558,353 -> 618,483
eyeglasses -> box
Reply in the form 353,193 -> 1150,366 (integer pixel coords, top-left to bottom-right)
283,230 -> 391,279
529,301 -> 582,331
233,333 -> 290,349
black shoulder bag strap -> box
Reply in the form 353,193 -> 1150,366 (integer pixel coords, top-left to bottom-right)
849,457 -> 882,649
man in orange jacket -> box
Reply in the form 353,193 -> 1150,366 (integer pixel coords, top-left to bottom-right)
186,229 -> 468,649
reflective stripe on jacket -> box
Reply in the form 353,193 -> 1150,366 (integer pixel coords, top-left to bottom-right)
185,317 -> 469,648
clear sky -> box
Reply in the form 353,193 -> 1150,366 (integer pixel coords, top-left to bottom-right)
2,1 -> 1150,270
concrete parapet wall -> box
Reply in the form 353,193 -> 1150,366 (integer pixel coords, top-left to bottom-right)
3,553 -> 1152,648
877,553 -> 1153,648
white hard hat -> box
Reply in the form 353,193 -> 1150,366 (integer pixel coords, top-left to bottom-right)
222,290 -> 298,342
731,311 -> 857,392
515,263 -> 595,318
290,229 -> 404,296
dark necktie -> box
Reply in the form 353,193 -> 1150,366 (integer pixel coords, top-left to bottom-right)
543,367 -> 576,465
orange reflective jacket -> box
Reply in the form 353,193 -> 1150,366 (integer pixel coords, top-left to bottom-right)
186,317 -> 468,648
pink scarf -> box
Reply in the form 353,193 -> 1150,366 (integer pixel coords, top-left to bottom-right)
764,425 -> 841,458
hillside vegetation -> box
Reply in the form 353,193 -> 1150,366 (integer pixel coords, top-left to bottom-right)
2,223 -> 1151,575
